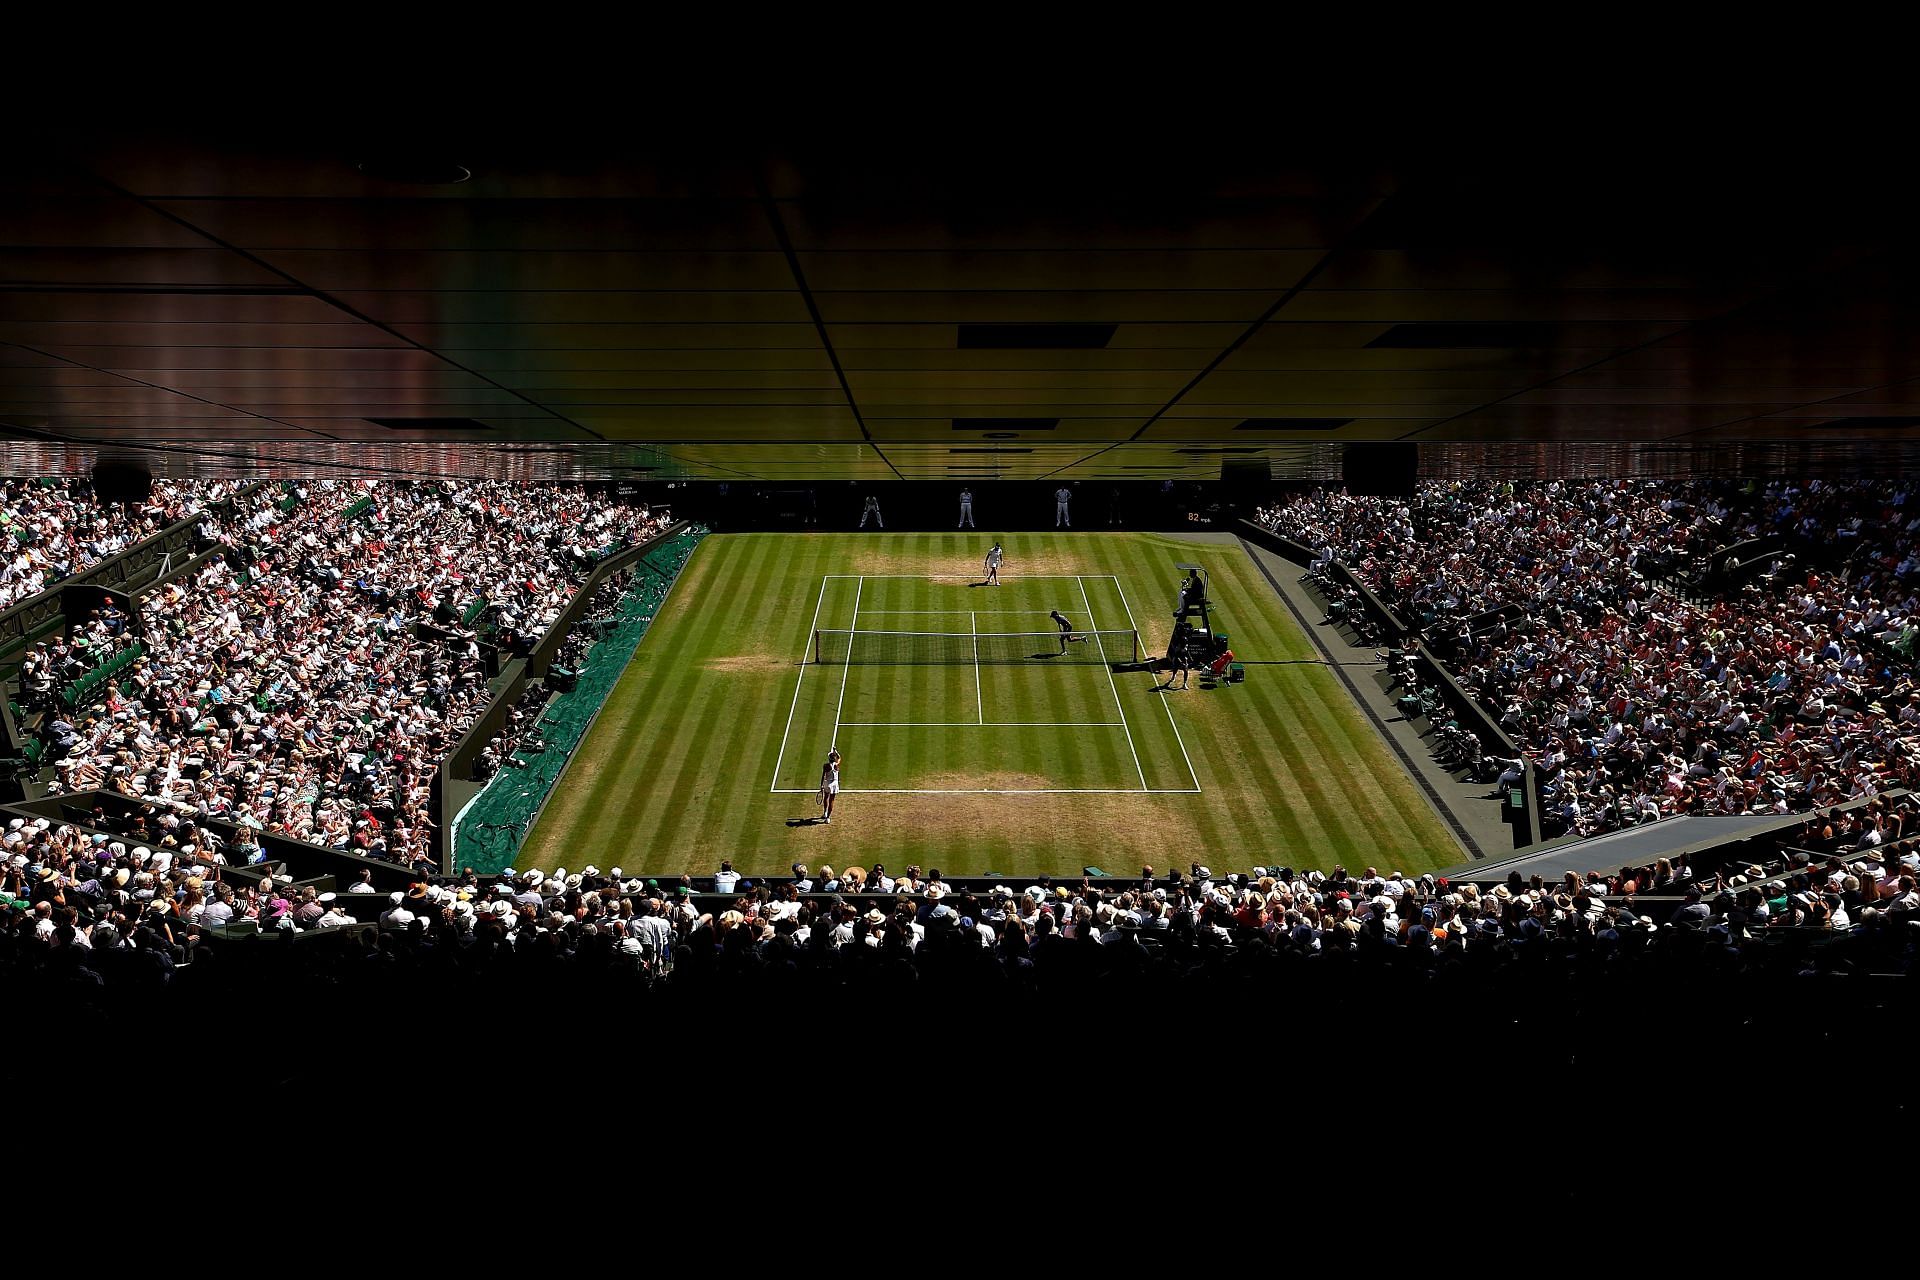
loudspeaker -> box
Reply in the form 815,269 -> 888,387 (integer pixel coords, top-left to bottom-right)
1341,443 -> 1417,497
92,457 -> 153,505
1220,457 -> 1271,485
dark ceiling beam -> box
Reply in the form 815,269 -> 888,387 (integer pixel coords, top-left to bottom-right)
753,169 -> 901,481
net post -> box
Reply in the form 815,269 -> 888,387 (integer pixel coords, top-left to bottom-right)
812,628 -> 820,664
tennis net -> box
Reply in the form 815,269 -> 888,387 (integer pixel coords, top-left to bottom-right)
814,627 -> 1140,665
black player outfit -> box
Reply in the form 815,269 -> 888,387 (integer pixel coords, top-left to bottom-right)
1050,610 -> 1076,653
1160,624 -> 1193,689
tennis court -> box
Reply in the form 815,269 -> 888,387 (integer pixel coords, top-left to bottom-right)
520,531 -> 1463,878
770,573 -> 1199,795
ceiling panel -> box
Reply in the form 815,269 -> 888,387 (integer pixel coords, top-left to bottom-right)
252,250 -> 795,291
332,291 -> 812,325
827,323 -> 1249,350
813,291 -> 1285,324
778,199 -> 1377,251
458,349 -> 836,372
797,251 -> 1317,291
0,138 -> 1916,478
0,249 -> 290,288
870,417 -> 1145,442
156,199 -> 777,250
0,322 -> 406,348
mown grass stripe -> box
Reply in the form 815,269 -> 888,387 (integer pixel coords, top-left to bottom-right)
527,531 -> 1458,877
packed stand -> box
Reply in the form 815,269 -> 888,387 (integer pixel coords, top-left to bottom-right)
1258,479 -> 1920,836
20,480 -> 664,866
0,477 -> 221,612
7,823 -> 1915,1001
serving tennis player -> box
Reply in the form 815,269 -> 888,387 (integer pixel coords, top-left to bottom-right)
984,540 -> 1004,586
819,748 -> 841,824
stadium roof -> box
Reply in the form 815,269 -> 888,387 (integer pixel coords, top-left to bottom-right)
6,130 -> 1920,480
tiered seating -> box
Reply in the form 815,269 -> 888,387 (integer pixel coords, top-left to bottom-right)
57,642 -> 143,710
1260,479 -> 1920,837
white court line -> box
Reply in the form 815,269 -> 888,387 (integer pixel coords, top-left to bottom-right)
1079,573 -> 1147,792
768,574 -> 831,793
821,574 -> 1096,579
829,574 -> 863,754
772,788 -> 1202,795
971,610 -> 983,723
1112,572 -> 1202,793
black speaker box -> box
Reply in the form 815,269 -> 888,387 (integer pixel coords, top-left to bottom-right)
1220,457 -> 1272,485
92,458 -> 153,505
1341,443 -> 1416,496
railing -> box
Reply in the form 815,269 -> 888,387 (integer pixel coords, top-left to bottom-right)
1236,519 -> 1410,642
1239,518 -> 1528,845
8,789 -> 420,893
0,481 -> 263,661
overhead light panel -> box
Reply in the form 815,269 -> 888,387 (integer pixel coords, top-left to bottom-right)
957,324 -> 1116,349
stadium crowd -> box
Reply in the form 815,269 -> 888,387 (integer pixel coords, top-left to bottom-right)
3,825 -> 1904,1005
0,477 -> 224,610
1259,479 -> 1920,836
6,478 -> 664,867
7,783 -> 1916,1000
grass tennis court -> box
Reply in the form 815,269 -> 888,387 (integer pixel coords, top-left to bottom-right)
772,572 -> 1196,796
520,532 -> 1462,878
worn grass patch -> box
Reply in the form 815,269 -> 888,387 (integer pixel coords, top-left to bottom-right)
906,770 -> 1052,791
702,655 -> 787,674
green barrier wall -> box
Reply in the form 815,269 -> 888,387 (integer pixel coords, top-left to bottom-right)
452,527 -> 703,874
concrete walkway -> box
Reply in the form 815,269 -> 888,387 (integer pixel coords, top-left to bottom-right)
1224,536 -> 1515,862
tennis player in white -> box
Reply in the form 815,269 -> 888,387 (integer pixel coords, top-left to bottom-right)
984,540 -> 1004,586
819,748 -> 841,823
